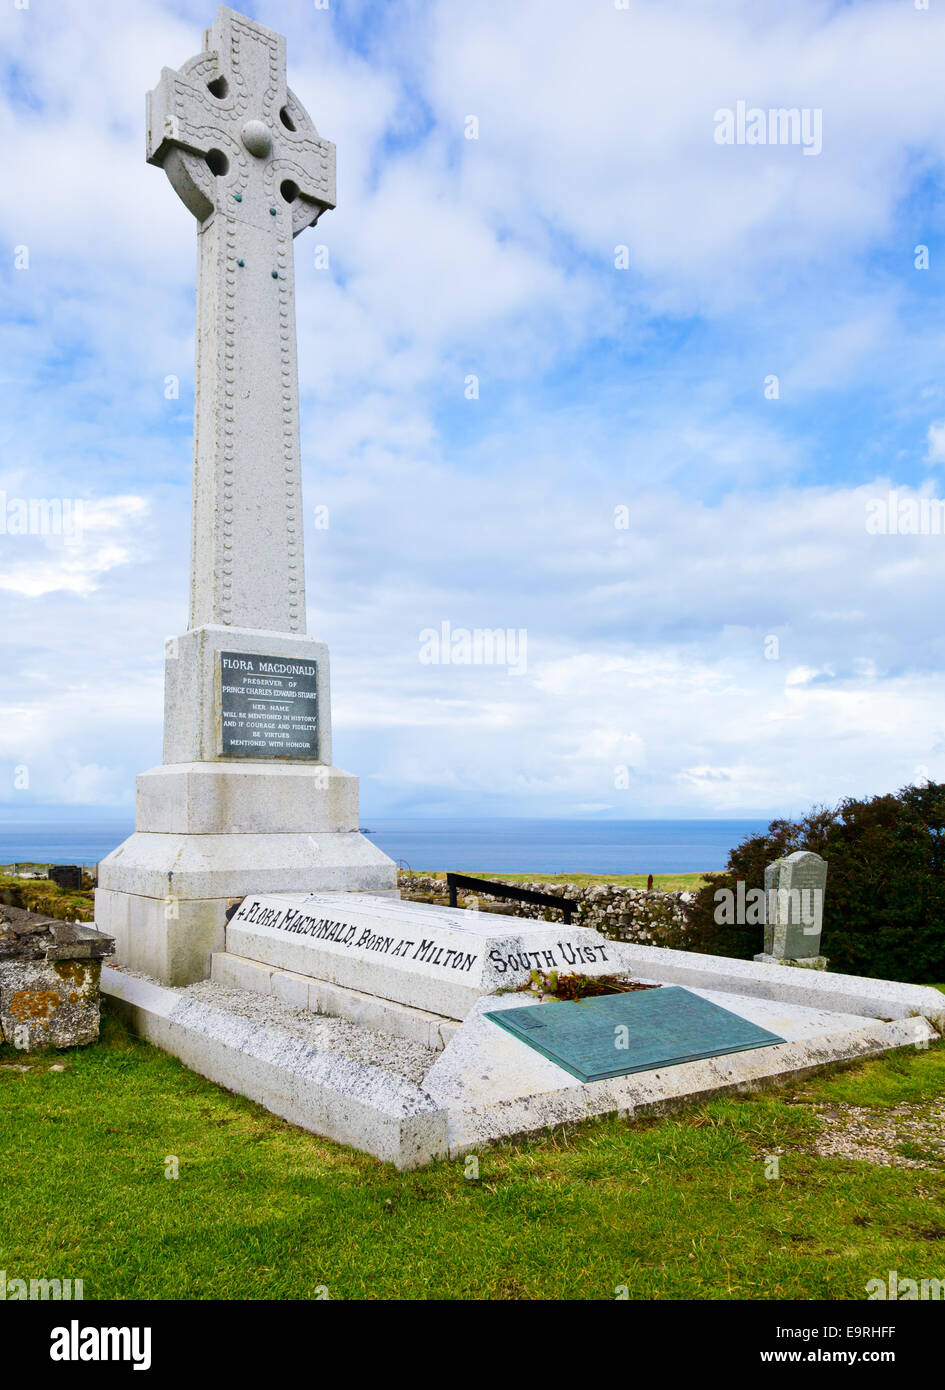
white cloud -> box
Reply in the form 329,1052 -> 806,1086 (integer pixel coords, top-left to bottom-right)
927,421 -> 945,463
2,0 -> 945,826
0,496 -> 148,597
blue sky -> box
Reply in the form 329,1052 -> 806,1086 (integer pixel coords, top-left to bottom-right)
3,0 -> 945,822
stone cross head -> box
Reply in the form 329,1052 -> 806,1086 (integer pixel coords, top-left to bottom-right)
144,7 -> 336,636
146,5 -> 335,237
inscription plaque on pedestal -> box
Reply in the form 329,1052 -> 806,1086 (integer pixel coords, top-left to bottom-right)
218,651 -> 319,759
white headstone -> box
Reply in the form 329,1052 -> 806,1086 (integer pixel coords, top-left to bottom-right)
95,8 -> 397,985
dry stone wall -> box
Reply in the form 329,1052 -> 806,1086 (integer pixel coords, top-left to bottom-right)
398,874 -> 695,949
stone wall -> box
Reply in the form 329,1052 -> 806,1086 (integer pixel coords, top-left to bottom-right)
398,874 -> 695,949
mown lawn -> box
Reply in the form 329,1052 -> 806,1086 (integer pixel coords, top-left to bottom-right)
1,1004 -> 943,1300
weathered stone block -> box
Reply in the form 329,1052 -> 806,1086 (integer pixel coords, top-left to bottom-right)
0,909 -> 114,1050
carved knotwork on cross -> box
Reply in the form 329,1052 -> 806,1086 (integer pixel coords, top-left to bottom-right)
146,7 -> 336,637
147,4 -> 335,235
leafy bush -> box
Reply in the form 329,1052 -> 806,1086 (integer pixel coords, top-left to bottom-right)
683,783 -> 945,984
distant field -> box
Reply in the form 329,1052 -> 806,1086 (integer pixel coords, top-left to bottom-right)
0,872 -> 708,928
0,874 -> 94,922
402,871 -> 710,892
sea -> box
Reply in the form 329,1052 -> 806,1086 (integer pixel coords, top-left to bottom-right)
0,817 -> 770,875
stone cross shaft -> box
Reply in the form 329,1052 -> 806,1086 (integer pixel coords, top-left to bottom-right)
147,6 -> 335,635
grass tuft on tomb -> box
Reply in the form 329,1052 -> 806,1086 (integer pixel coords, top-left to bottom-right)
1,1000 -> 943,1301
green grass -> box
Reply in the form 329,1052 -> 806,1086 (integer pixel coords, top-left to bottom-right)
1,1006 -> 943,1300
800,1038 -> 945,1109
402,871 -> 709,891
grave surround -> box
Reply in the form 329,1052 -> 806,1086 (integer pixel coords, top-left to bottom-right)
96,7 -> 945,1168
104,903 -> 944,1167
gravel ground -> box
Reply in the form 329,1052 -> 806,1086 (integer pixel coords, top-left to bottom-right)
774,1097 -> 945,1170
804,1099 -> 945,1169
109,966 -> 437,1086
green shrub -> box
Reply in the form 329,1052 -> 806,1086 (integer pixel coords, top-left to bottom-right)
683,783 -> 945,984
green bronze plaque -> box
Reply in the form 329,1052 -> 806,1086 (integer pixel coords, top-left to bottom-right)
484,986 -> 784,1082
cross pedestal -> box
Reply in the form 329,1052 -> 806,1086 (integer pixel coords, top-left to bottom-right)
95,8 -> 396,985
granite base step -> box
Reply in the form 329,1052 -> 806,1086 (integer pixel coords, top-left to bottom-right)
210,950 -> 461,1050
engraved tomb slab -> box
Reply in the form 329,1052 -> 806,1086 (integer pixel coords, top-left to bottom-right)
226,892 -> 622,1019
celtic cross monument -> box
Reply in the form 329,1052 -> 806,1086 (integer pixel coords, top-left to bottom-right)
96,7 -> 396,984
